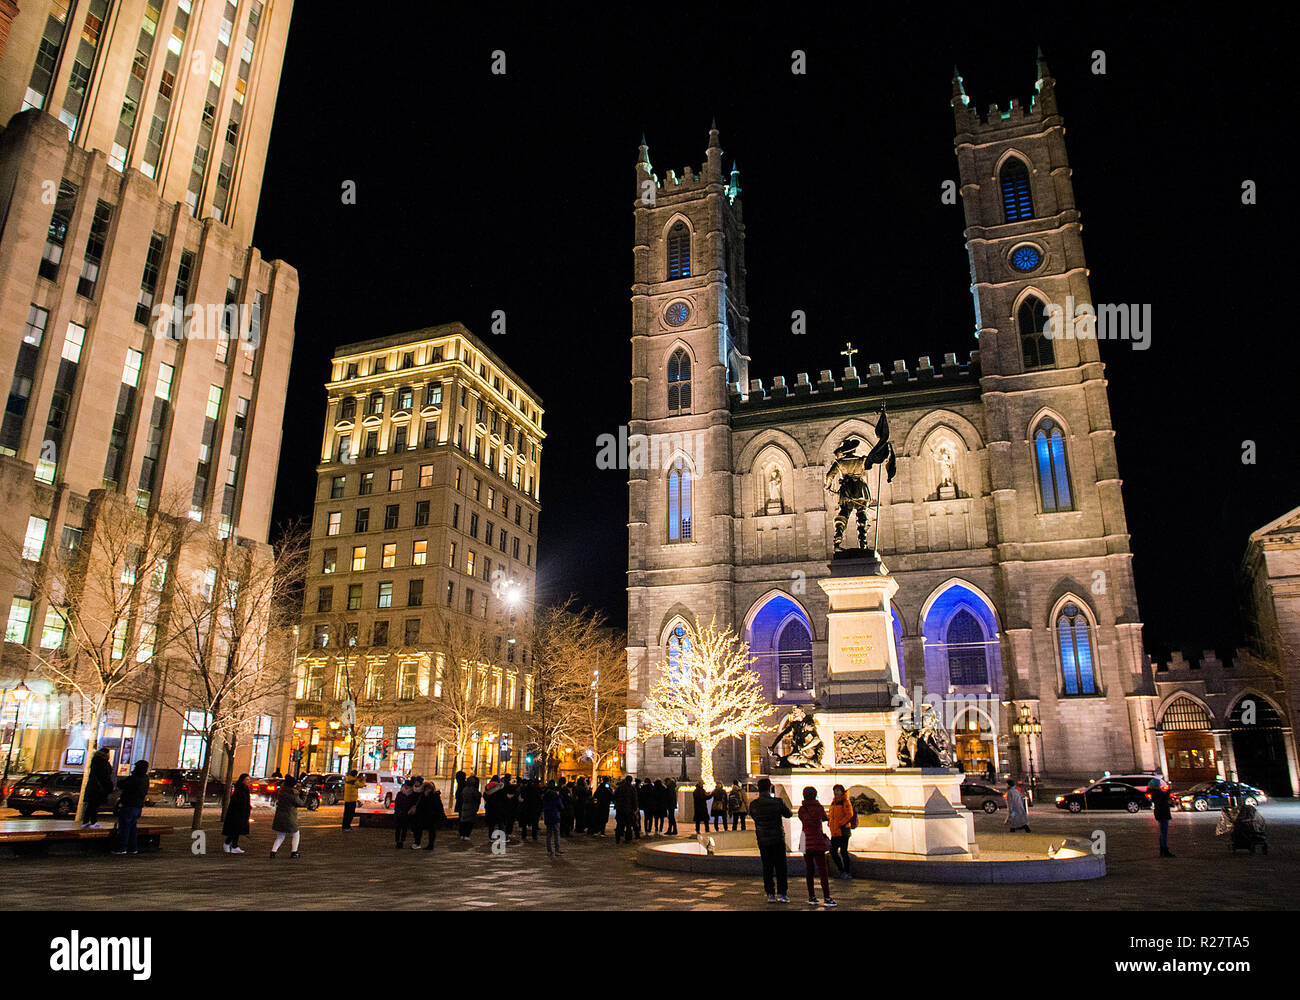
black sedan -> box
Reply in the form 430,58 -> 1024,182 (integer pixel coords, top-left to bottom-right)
1176,780 -> 1267,812
146,769 -> 226,808
1055,780 -> 1153,813
7,771 -> 120,818
298,773 -> 344,809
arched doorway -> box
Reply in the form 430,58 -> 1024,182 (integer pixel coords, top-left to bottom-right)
1229,697 -> 1291,796
1158,696 -> 1217,785
952,707 -> 996,777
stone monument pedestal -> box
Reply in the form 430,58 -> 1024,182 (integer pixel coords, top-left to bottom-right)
769,554 -> 977,859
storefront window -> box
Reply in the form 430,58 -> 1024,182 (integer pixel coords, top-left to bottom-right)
178,709 -> 210,768
250,714 -> 273,777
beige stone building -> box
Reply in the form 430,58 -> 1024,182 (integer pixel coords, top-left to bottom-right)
293,324 -> 544,784
0,0 -> 297,780
626,60 -> 1162,786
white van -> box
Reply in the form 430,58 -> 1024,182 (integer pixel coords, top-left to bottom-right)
356,770 -> 404,808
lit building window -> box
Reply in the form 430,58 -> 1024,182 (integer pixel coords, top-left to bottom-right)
1034,418 -> 1073,512
1058,602 -> 1096,695
667,458 -> 692,541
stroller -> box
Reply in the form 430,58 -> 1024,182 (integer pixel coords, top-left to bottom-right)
1217,803 -> 1268,854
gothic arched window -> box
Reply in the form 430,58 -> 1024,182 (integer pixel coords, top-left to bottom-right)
667,221 -> 691,279
945,609 -> 988,686
1057,602 -> 1096,695
667,348 -> 692,412
1000,158 -> 1034,221
777,619 -> 814,691
1018,295 -> 1055,369
667,458 -> 692,541
1033,418 -> 1073,512
668,622 -> 691,684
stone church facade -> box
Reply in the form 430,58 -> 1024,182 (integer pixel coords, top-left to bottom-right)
625,59 -> 1165,787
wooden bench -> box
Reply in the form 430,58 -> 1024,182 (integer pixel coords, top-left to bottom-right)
0,819 -> 180,856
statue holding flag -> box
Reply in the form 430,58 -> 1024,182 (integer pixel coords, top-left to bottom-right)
824,405 -> 897,554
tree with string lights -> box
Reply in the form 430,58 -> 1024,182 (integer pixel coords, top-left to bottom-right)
638,617 -> 772,788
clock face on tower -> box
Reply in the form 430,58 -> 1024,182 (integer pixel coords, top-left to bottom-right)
664,301 -> 690,327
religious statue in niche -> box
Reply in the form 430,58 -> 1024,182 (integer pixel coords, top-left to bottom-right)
764,466 -> 785,514
896,700 -> 954,769
935,443 -> 957,500
769,706 -> 824,768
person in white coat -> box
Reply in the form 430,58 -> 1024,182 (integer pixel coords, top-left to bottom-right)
1005,779 -> 1031,833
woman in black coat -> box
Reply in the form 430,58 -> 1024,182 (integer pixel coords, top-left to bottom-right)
520,779 -> 542,841
413,785 -> 446,850
223,774 -> 252,854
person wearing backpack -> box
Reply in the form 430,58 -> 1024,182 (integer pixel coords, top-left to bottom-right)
828,783 -> 856,879
727,780 -> 748,831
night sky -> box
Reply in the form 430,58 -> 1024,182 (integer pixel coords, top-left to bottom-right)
254,4 -> 1294,659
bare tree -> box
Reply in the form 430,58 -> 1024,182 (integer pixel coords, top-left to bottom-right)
303,613 -> 408,780
154,522 -> 309,829
2,489 -> 198,822
638,617 -> 772,787
529,600 -> 628,782
528,599 -> 592,778
574,627 -> 628,784
423,609 -> 497,781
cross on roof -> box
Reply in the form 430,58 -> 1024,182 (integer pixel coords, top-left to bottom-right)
841,342 -> 859,366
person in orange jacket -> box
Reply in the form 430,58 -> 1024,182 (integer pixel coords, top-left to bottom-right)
827,784 -> 856,880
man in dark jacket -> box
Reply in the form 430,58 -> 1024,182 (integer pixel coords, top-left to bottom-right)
593,778 -> 614,836
1150,778 -> 1175,858
559,779 -> 575,837
542,782 -> 564,856
613,776 -> 638,844
394,779 -> 417,849
692,783 -> 710,835
520,779 -> 542,841
82,747 -> 114,828
413,784 -> 446,850
664,777 -> 678,835
113,759 -> 149,854
749,777 -> 793,902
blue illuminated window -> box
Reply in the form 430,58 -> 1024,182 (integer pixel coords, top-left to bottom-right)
667,221 -> 691,279
1034,418 -> 1072,512
1000,159 -> 1034,221
777,620 -> 813,691
668,623 -> 690,684
945,609 -> 988,686
1058,603 -> 1095,695
1011,245 -> 1042,272
667,458 -> 692,541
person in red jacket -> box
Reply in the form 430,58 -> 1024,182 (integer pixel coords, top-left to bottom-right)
798,786 -> 837,907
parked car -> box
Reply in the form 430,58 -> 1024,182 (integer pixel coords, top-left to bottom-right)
1056,780 -> 1153,813
248,776 -> 285,803
146,769 -> 226,808
7,770 -> 120,818
299,773 -> 344,807
1176,780 -> 1267,812
1,772 -> 29,804
960,779 -> 1005,813
356,770 -> 404,808
1092,771 -> 1166,792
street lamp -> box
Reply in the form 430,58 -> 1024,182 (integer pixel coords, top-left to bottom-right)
1011,704 -> 1042,803
1,681 -> 32,806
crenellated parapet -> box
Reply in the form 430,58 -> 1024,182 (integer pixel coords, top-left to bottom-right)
730,351 -> 981,407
